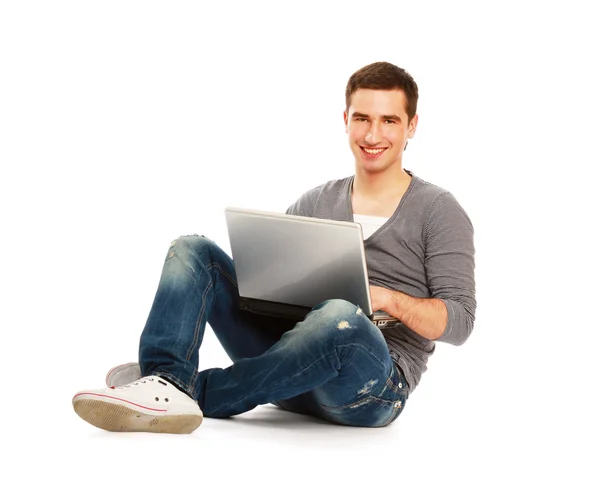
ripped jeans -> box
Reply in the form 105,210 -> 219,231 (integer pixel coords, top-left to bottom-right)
139,235 -> 408,427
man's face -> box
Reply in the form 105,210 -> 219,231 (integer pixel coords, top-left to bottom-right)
344,89 -> 418,174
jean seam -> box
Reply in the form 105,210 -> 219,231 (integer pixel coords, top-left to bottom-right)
188,262 -> 238,393
385,364 -> 407,395
321,395 -> 397,411
186,271 -> 215,391
210,262 -> 238,289
185,273 -> 213,362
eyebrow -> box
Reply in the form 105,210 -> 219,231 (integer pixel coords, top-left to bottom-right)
352,112 -> 403,122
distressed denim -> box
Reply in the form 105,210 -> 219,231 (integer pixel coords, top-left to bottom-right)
139,235 -> 408,427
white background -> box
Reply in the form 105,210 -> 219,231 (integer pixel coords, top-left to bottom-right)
1,1 -> 598,487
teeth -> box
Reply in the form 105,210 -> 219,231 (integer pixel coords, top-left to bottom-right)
363,148 -> 385,154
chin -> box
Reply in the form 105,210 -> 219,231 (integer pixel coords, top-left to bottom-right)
359,161 -> 392,174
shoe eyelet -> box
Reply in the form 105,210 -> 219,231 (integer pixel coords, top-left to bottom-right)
165,398 -> 169,402
155,397 -> 159,401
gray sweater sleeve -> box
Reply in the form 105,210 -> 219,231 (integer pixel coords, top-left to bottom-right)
423,191 -> 476,345
285,185 -> 322,216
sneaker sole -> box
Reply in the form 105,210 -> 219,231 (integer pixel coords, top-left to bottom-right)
73,398 -> 203,434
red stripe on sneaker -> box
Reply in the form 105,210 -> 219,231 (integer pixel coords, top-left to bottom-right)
73,392 -> 168,412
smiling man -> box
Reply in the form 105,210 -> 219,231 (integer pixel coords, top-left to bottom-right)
73,62 -> 476,434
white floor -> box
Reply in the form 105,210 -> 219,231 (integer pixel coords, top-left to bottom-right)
8,323 -> 596,488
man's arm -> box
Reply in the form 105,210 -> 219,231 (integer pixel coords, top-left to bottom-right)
372,190 -> 476,345
371,285 -> 447,340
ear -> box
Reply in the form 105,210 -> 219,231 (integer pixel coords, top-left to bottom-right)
408,113 -> 419,138
343,111 -> 349,134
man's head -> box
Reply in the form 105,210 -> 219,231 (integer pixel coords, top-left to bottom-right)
345,62 -> 418,121
344,62 -> 419,174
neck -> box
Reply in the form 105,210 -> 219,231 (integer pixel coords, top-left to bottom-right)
353,163 -> 411,197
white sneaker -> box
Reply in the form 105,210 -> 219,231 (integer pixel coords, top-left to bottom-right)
73,376 -> 203,434
105,362 -> 141,388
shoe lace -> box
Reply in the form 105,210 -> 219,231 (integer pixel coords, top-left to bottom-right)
116,376 -> 156,390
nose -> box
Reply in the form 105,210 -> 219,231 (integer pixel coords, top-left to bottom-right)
364,121 -> 382,145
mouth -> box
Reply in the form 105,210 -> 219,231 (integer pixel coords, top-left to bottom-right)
360,146 -> 387,159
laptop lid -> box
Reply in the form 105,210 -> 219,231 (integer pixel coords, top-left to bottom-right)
224,207 -> 374,316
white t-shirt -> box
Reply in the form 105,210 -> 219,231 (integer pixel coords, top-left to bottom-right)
353,214 -> 389,239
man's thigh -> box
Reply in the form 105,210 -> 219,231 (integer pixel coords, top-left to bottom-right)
273,301 -> 409,427
276,358 -> 408,427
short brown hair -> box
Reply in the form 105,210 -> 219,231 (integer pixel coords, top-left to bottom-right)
345,62 -> 419,121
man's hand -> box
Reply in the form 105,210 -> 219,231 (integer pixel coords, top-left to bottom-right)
370,285 -> 392,313
369,285 -> 448,341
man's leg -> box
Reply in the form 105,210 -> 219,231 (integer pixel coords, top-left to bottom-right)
74,235 -> 406,431
192,299 -> 409,427
139,234 -> 293,395
73,234 -> 289,433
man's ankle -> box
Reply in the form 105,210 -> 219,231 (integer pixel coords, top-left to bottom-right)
154,373 -> 194,399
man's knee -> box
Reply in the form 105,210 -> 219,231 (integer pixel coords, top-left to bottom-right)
314,299 -> 370,325
166,234 -> 217,261
300,299 -> 377,338
291,298 -> 388,364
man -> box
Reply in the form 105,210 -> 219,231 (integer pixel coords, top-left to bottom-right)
73,61 -> 476,433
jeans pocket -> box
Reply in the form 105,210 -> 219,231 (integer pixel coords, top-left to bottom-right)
386,363 -> 410,396
320,365 -> 408,427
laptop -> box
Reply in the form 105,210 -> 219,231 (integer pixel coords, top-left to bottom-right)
224,207 -> 401,329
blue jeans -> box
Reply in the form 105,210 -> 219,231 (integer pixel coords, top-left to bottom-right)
139,235 -> 408,427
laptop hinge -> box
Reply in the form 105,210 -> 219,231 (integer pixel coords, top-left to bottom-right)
238,296 -> 311,321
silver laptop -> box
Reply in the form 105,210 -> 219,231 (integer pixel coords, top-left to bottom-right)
224,207 -> 400,328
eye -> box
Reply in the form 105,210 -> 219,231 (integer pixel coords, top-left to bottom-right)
384,119 -> 397,124
355,117 -> 367,122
